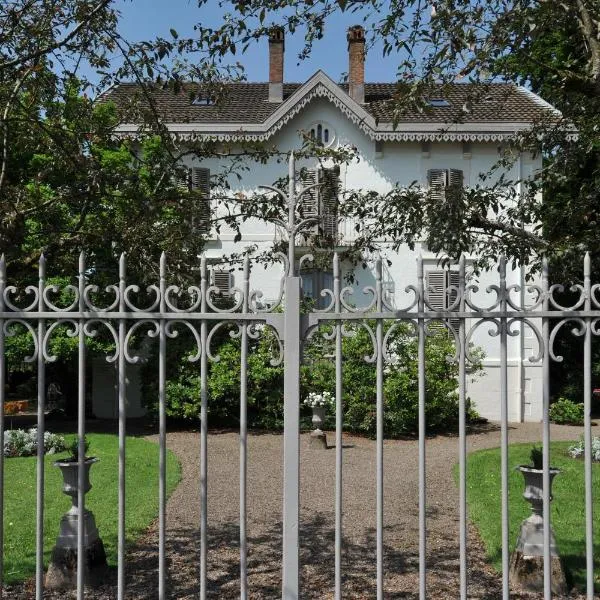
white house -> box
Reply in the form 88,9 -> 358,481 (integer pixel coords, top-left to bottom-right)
102,26 -> 559,423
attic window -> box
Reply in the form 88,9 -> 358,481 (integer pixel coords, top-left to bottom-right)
427,98 -> 451,108
191,95 -> 215,106
308,121 -> 335,147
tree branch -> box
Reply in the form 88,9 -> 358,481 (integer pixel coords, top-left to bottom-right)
0,0 -> 112,72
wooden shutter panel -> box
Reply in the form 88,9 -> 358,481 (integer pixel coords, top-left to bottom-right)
427,169 -> 447,203
191,167 -> 211,234
299,168 -> 319,218
447,169 -> 464,205
212,269 -> 231,297
447,270 -> 461,334
320,167 -> 339,239
426,270 -> 446,311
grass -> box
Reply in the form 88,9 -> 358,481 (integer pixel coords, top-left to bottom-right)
3,433 -> 181,584
463,441 -> 600,592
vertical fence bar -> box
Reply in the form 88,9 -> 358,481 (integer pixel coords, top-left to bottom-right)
282,152 -> 300,599
158,253 -> 167,600
583,253 -> 594,600
0,256 -> 5,600
417,254 -> 426,600
499,256 -> 509,600
375,258 -> 384,600
117,253 -> 126,600
334,253 -> 343,600
35,254 -> 46,600
458,255 -> 467,600
542,257 -> 551,600
200,256 -> 208,600
77,252 -> 86,600
240,257 -> 249,600
282,273 -> 301,599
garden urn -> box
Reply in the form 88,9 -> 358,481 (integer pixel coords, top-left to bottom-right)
45,458 -> 107,589
508,466 -> 567,594
311,406 -> 326,433
309,406 -> 328,449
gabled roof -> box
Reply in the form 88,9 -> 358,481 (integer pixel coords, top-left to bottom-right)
105,70 -> 560,143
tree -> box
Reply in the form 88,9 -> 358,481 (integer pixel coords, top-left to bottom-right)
187,0 -> 599,279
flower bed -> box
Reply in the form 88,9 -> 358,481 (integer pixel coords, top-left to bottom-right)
3,428 -> 65,457
569,435 -> 600,462
4,400 -> 29,415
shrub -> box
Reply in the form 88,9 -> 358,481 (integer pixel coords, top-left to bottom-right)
3,428 -> 65,457
145,319 -> 484,436
568,436 -> 600,462
302,322 -> 483,437
549,397 -> 584,425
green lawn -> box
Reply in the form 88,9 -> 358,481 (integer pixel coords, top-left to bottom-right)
3,433 -> 181,584
463,442 -> 600,592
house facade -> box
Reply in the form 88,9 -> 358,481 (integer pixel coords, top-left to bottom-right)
103,26 -> 559,422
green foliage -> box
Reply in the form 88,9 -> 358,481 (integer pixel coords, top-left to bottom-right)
66,435 -> 90,461
150,320 -> 483,437
549,397 -> 585,426
529,445 -> 543,470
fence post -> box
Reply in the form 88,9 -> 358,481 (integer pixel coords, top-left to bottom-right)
282,153 -> 300,599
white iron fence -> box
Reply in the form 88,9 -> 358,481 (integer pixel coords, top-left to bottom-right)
0,154 -> 596,599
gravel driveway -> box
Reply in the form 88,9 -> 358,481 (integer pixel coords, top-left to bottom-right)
6,422 -> 590,598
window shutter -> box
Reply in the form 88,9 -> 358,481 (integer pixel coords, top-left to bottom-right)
447,169 -> 464,205
319,167 -> 339,239
447,270 -> 461,333
191,167 -> 211,234
426,270 -> 446,311
212,268 -> 231,297
427,169 -> 447,203
299,168 -> 319,218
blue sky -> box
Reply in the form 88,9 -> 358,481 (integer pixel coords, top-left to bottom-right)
114,0 -> 400,83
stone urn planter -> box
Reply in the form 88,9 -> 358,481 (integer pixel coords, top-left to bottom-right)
311,406 -> 326,433
45,457 -> 107,589
304,393 -> 332,449
509,460 -> 567,594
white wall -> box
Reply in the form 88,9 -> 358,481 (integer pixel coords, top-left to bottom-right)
178,96 -> 544,422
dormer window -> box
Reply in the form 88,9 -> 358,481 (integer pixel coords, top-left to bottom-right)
191,95 -> 216,106
426,98 -> 451,108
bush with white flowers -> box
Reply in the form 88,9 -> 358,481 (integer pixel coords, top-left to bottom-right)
3,428 -> 65,458
568,435 -> 600,462
303,391 -> 334,409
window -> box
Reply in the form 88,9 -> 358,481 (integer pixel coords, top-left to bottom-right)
190,167 -> 211,234
308,122 -> 334,147
426,269 -> 460,333
427,168 -> 463,204
299,166 -> 340,239
301,270 -> 333,309
426,98 -> 451,108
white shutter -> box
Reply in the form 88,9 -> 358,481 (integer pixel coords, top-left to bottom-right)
427,169 -> 447,203
191,167 -> 211,234
320,167 -> 339,239
447,270 -> 461,334
447,169 -> 464,205
426,270 -> 446,311
212,269 -> 231,297
299,168 -> 319,218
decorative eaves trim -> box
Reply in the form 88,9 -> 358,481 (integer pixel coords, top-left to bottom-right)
113,72 -> 544,143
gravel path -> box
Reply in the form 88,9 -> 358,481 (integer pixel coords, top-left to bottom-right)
5,422 -> 592,598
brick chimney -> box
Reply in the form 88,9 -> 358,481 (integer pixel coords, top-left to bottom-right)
347,25 -> 365,104
269,27 -> 285,103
